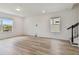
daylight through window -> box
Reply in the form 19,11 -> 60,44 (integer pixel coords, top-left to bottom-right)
0,18 -> 13,32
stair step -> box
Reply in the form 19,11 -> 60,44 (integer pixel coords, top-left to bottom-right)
71,43 -> 79,47
72,43 -> 78,45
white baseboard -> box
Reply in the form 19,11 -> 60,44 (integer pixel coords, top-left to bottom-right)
0,34 -> 24,40
24,35 -> 69,42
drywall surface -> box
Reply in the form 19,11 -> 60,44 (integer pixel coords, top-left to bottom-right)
24,6 -> 78,40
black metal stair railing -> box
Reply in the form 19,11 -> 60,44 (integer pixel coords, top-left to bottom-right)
67,22 -> 79,45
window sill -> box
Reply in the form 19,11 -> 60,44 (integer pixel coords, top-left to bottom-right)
0,31 -> 13,34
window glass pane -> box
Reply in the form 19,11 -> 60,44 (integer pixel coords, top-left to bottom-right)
2,18 -> 13,32
0,19 -> 2,32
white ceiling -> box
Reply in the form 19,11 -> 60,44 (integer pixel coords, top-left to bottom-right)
0,3 -> 74,17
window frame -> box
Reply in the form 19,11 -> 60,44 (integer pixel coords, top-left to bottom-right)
0,17 -> 14,33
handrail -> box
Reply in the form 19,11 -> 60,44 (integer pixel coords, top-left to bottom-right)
67,22 -> 79,45
67,22 -> 79,30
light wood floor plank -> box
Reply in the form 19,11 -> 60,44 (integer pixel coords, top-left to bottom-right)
0,36 -> 79,55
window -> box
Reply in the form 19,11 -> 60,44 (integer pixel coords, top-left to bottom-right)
50,17 -> 60,32
0,18 -> 13,32
0,19 -> 2,32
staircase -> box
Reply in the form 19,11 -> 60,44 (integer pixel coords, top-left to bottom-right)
67,22 -> 79,47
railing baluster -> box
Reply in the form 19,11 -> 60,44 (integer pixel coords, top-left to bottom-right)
71,26 -> 73,43
67,22 -> 79,45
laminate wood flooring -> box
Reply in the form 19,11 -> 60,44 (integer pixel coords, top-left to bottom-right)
0,36 -> 79,55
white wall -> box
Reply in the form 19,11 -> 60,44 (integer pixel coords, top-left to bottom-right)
24,5 -> 78,40
0,12 -> 24,39
0,4 -> 78,40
